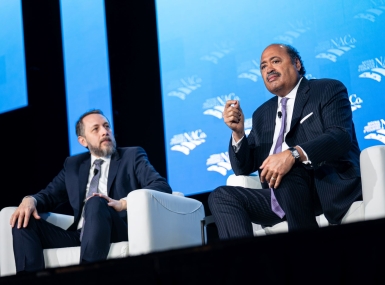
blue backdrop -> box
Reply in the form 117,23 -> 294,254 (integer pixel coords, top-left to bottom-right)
155,0 -> 385,195
0,0 -> 27,114
60,0 -> 113,155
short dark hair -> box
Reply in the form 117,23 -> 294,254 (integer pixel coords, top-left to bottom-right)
271,43 -> 306,76
75,109 -> 109,137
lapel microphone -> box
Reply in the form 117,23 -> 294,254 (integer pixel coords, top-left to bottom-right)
277,111 -> 282,118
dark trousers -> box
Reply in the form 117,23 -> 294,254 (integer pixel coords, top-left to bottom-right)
208,165 -> 322,239
12,197 -> 128,273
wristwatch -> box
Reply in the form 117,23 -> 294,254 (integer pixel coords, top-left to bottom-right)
288,147 -> 301,164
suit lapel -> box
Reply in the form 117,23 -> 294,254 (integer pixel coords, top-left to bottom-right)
290,77 -> 310,130
78,156 -> 91,211
263,98 -> 278,143
107,149 -> 121,195
258,97 -> 277,159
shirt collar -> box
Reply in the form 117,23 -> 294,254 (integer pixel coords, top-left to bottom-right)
90,154 -> 111,165
278,76 -> 303,103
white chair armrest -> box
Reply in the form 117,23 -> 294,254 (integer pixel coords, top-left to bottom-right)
226,174 -> 262,189
127,189 -> 205,256
0,207 -> 17,276
360,145 -> 385,221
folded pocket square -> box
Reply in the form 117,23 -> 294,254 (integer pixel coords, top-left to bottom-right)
300,112 -> 313,124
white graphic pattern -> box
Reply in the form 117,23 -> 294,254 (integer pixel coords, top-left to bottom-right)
167,76 -> 202,100
349,94 -> 364,112
273,20 -> 311,44
305,74 -> 317,80
206,152 -> 231,176
315,35 -> 357,62
238,60 -> 261,82
200,42 -> 234,64
358,56 -> 385,82
203,93 -> 240,119
170,130 -> 207,155
354,5 -> 385,22
364,119 -> 385,144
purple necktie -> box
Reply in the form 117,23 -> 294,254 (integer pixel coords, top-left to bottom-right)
270,97 -> 288,218
80,159 -> 104,241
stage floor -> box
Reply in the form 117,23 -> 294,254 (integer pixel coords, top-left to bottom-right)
2,218 -> 384,284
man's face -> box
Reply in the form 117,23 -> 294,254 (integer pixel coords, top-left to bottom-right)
78,114 -> 116,157
260,44 -> 301,97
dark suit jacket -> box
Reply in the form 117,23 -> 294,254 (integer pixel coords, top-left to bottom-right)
33,147 -> 172,231
229,77 -> 362,224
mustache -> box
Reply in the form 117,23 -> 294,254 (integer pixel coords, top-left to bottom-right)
266,71 -> 281,80
100,137 -> 112,143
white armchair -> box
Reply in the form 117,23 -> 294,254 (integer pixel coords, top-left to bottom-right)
226,145 -> 385,236
0,189 -> 205,277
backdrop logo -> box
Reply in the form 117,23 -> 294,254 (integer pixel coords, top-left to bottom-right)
274,19 -> 312,44
244,118 -> 252,135
238,60 -> 261,82
200,42 -> 234,64
206,152 -> 231,176
358,56 -> 385,82
167,76 -> 202,100
315,34 -> 357,62
170,129 -> 207,155
349,94 -> 363,111
354,3 -> 385,22
363,119 -> 385,144
203,93 -> 240,119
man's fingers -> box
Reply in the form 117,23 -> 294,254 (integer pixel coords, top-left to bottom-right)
23,211 -> 32,228
269,174 -> 279,188
273,176 -> 282,189
32,209 -> 41,220
17,211 -> 25,229
10,212 -> 19,227
225,100 -> 239,109
260,167 -> 268,182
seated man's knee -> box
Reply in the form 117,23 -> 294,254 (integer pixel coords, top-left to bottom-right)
12,216 -> 38,235
208,186 -> 232,207
84,196 -> 109,215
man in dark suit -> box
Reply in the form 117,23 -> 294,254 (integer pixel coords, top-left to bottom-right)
10,109 -> 172,273
208,44 -> 362,239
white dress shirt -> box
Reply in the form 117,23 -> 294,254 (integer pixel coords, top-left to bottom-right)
232,77 -> 310,162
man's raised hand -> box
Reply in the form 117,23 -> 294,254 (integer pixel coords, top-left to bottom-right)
223,100 -> 245,141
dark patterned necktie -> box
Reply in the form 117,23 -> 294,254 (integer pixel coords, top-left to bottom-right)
270,97 -> 288,218
80,159 -> 104,241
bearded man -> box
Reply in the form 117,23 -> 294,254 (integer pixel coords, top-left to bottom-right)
10,109 -> 172,274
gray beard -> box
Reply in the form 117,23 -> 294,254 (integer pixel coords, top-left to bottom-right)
88,139 -> 116,157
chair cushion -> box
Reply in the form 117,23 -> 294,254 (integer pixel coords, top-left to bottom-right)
43,241 -> 129,268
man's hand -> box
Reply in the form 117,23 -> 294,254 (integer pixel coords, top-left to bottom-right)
92,193 -> 127,212
260,150 -> 295,189
223,100 -> 245,141
10,197 -> 40,229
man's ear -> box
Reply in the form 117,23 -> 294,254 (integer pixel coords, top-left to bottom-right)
295,58 -> 301,72
78,136 -> 88,148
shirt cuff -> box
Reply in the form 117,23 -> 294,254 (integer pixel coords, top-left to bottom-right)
232,135 -> 244,153
297,146 -> 312,164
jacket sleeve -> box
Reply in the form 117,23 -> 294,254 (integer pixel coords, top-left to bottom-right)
32,159 -> 70,212
133,147 -> 172,194
228,127 -> 259,176
298,80 -> 353,166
